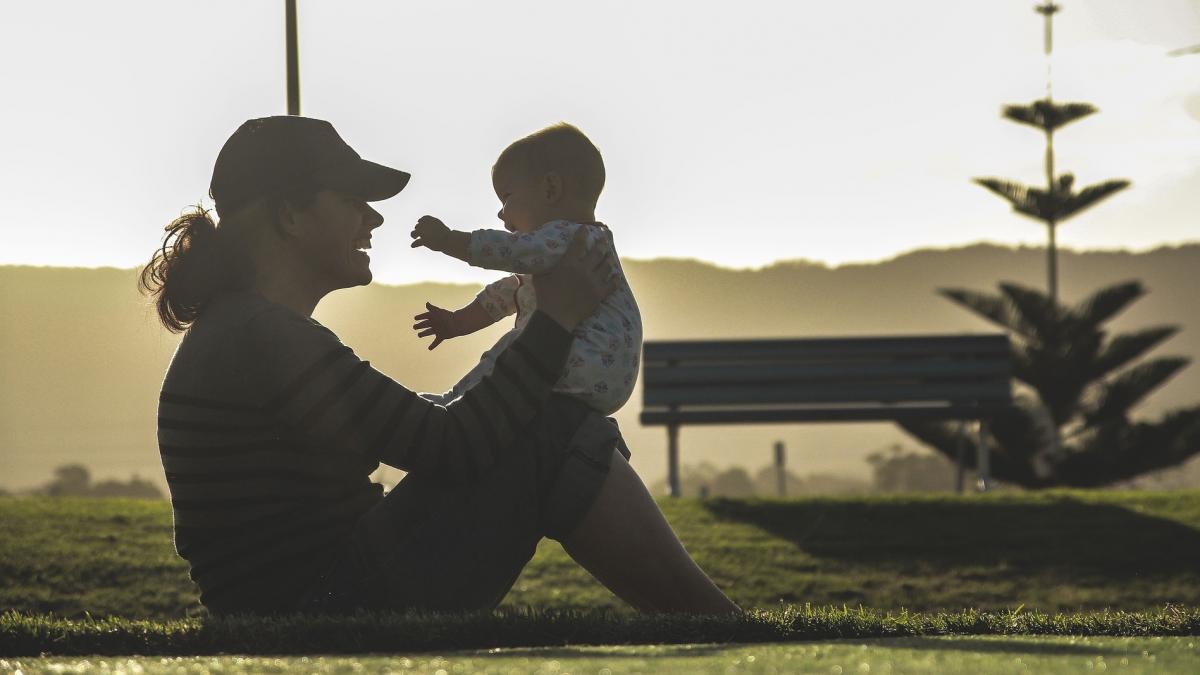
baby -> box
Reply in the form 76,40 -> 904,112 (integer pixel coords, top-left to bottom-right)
410,123 -> 642,415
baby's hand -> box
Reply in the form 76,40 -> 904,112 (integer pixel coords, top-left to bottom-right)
413,302 -> 460,350
411,216 -> 452,253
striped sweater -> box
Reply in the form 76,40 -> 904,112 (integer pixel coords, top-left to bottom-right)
158,291 -> 572,613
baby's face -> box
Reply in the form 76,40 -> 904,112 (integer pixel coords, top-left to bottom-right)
492,167 -> 545,234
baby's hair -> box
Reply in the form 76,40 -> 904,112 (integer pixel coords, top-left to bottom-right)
494,122 -> 605,206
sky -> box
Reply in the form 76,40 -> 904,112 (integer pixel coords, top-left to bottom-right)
1,1 -> 1197,286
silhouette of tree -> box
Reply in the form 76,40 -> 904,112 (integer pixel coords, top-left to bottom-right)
46,464 -> 91,497
751,466 -> 869,496
710,467 -> 756,498
867,445 -> 958,493
900,281 -> 1200,487
34,463 -> 164,499
973,3 -> 1128,305
902,3 -> 1200,487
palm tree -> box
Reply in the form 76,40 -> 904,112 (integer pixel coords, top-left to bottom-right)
974,102 -> 1129,307
974,2 -> 1129,306
900,2 -> 1200,487
900,281 -> 1200,487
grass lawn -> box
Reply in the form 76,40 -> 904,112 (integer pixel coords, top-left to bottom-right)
3,492 -> 1200,620
5,636 -> 1199,674
3,492 -> 1200,663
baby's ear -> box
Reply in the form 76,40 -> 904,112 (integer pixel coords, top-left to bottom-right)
542,172 -> 563,204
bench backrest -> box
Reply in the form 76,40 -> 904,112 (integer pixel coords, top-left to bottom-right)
640,334 -> 1012,425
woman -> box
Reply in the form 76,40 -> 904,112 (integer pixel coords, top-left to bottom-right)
141,116 -> 738,616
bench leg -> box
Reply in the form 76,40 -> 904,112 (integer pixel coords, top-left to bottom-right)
668,423 -> 680,498
954,420 -> 967,494
976,420 -> 992,492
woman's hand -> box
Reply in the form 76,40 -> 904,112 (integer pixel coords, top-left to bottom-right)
532,228 -> 618,331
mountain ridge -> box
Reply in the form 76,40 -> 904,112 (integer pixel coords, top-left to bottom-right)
3,242 -> 1198,492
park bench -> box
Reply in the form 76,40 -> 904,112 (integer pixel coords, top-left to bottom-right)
639,334 -> 1013,496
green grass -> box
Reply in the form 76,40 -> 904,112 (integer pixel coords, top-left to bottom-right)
5,637 -> 1200,674
3,606 -> 1200,656
4,492 -> 1200,620
4,493 -> 1200,659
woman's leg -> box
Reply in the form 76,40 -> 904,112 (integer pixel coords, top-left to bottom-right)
299,396 -> 608,612
300,397 -> 738,615
561,450 -> 742,614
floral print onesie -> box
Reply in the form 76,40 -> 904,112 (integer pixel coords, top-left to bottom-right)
424,220 -> 642,415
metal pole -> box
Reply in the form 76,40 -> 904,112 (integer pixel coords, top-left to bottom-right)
285,0 -> 301,115
955,420 -> 967,494
773,441 -> 786,497
976,420 -> 992,492
667,423 -> 680,498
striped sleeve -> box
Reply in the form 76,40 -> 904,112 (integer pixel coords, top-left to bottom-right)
248,306 -> 572,483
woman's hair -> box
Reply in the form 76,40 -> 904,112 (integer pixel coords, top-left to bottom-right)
139,188 -> 318,332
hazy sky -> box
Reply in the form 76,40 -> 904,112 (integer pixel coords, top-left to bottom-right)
1,1 -> 1197,285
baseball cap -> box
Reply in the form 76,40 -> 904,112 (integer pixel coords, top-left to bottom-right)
209,116 -> 411,218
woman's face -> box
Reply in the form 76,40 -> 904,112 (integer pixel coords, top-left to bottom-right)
288,190 -> 384,291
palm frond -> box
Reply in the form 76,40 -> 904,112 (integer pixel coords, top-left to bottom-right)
1091,326 -> 1179,380
973,177 -> 1031,207
998,283 -> 1060,341
1085,357 -> 1191,425
1002,100 -> 1097,133
973,178 -> 1055,223
1009,346 -> 1040,384
938,287 -> 1031,337
1058,179 -> 1131,222
1056,406 -> 1200,486
898,398 -> 1050,488
895,420 -> 970,466
1073,281 -> 1144,329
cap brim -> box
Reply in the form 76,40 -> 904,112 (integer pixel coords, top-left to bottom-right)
318,158 -> 411,202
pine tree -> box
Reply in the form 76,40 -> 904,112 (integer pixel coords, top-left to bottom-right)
900,3 -> 1200,488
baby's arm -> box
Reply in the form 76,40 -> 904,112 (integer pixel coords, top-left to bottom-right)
469,220 -> 584,274
412,275 -> 520,350
410,215 -> 471,263
413,299 -> 495,350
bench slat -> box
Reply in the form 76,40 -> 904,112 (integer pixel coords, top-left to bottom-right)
644,380 -> 1009,407
640,404 -> 1001,425
644,334 -> 1009,363
643,358 -> 1010,387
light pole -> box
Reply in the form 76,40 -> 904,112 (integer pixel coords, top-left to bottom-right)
285,0 -> 300,115
1036,1 -> 1059,305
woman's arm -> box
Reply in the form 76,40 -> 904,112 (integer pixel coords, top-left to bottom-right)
252,230 -> 615,484
255,308 -> 569,482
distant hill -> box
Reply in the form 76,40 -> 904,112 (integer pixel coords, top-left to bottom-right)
3,243 -> 1198,492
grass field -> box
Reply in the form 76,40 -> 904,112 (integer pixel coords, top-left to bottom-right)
6,636 -> 1200,674
4,492 -> 1200,620
3,492 -> 1199,663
